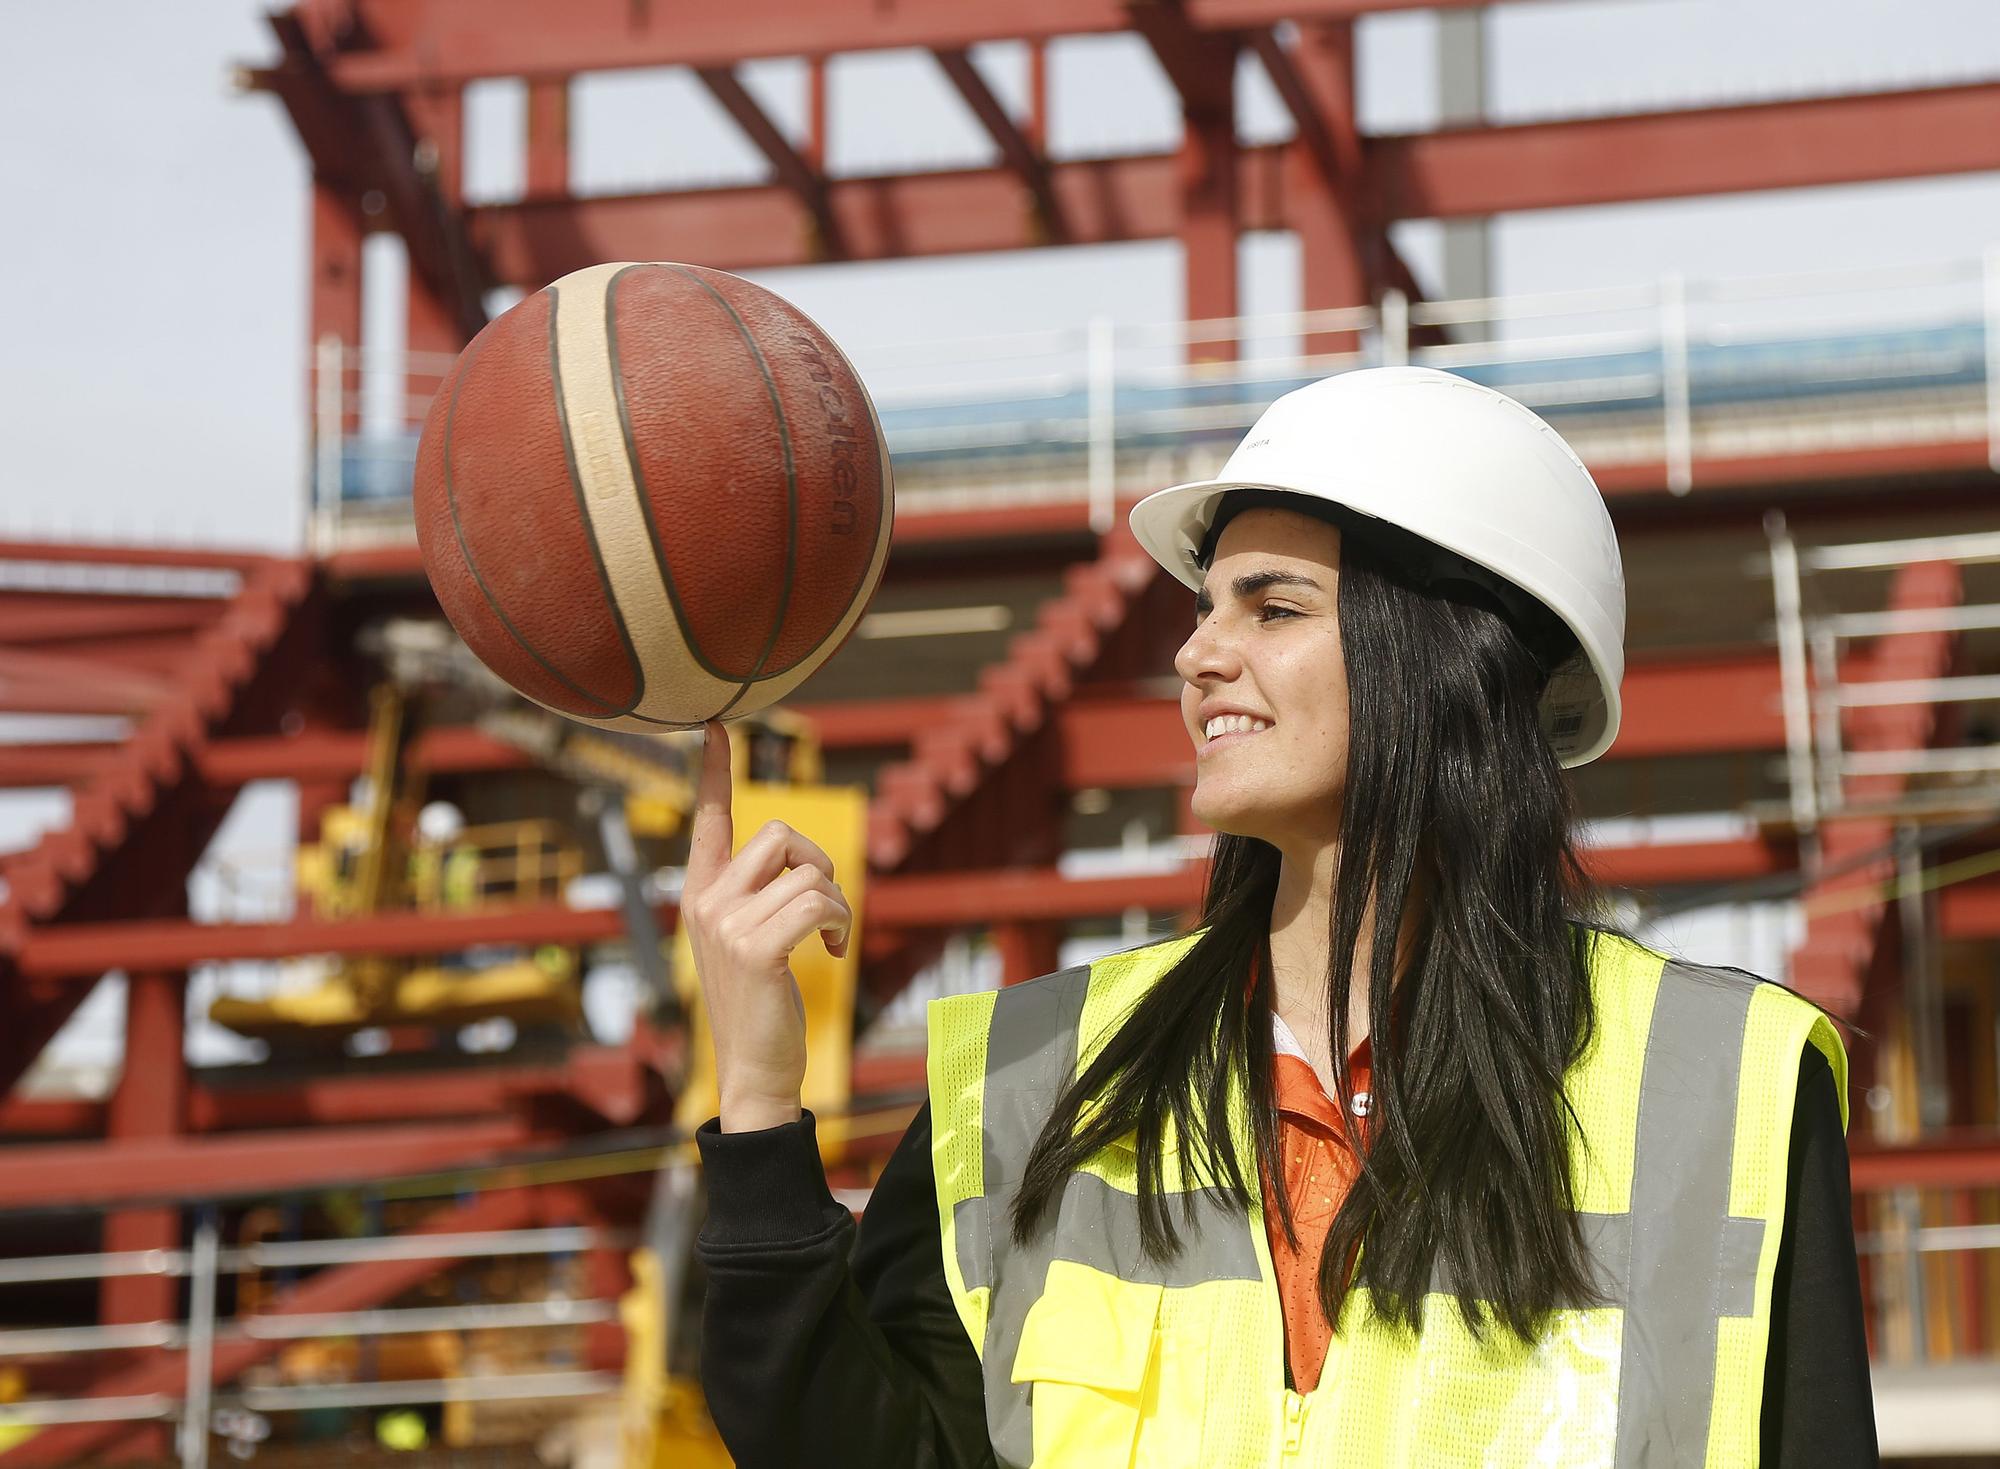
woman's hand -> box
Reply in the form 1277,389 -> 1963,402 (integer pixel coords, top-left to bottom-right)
680,719 -> 854,1132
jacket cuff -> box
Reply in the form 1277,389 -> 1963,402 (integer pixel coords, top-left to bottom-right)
695,1107 -> 849,1246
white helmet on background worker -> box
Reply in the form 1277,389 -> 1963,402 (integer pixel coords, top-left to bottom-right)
1127,365 -> 1626,768
416,800 -> 466,845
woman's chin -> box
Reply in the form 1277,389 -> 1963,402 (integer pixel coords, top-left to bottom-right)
1189,793 -> 1275,841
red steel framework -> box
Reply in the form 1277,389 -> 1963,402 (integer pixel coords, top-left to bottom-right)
2,2 -> 1998,1458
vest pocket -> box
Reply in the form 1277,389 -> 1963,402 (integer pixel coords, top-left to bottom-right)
1010,1261 -> 1164,1466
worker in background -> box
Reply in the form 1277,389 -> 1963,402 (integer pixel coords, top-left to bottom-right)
411,800 -> 481,910
678,368 -> 1876,1467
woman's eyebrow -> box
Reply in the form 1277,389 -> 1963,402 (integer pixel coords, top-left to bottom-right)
1194,570 -> 1326,606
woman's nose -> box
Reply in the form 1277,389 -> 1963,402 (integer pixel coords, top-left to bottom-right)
1174,620 -> 1237,683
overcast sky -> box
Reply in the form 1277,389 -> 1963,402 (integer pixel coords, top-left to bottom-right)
1,0 -> 1996,553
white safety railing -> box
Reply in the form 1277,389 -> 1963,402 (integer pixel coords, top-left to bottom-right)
0,1221 -> 630,1467
1764,518 -> 2000,839
1854,1203 -> 2000,1367
307,248 -> 2000,555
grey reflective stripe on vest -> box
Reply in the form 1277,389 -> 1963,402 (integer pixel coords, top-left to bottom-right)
956,962 -> 1262,1468
1609,960 -> 1763,1468
1427,960 -> 1762,1465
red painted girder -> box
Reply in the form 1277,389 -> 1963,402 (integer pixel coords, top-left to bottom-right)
472,150 -> 1193,280
0,648 -> 173,710
199,724 -> 532,784
0,1049 -> 651,1135
0,541 -> 266,572
0,652 -> 1776,793
1791,559 -> 1962,1017
468,86 -> 2000,277
325,0 -> 1536,88
1376,82 -> 2000,221
254,13 -> 487,341
1248,27 -> 1358,195
1594,439 -> 1997,499
1938,874 -> 2000,940
12,835 -> 1779,980
15,902 -> 647,978
1850,1130 -> 2000,1192
1584,837 -> 1790,888
0,599 -> 220,645
0,1096 -> 103,1136
0,1187 -> 537,1468
693,65 -> 844,258
0,1117 -> 541,1208
317,449 -> 1999,583
851,1048 -> 928,1098
932,47 -> 1066,243
1611,653 -> 1785,758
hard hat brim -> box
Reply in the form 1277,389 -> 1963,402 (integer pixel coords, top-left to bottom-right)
1128,474 -> 1621,769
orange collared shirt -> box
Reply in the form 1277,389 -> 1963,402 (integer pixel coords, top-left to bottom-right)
1249,957 -> 1374,1395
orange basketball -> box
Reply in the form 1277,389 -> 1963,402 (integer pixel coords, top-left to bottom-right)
412,262 -> 894,730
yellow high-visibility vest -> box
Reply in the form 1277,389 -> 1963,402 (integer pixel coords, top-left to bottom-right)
925,925 -> 1846,1468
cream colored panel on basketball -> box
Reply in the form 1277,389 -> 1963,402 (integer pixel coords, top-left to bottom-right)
549,261 -> 739,730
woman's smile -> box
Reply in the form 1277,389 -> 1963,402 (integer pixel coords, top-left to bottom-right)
1199,721 -> 1273,756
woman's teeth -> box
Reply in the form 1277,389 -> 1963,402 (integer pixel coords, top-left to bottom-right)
1204,715 -> 1272,739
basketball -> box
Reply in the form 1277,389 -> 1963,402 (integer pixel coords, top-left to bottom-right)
411,261 -> 894,731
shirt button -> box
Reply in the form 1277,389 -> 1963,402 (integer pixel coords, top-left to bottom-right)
1351,1092 -> 1373,1117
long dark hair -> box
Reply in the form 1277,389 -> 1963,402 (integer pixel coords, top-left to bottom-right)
1008,502 -> 1634,1344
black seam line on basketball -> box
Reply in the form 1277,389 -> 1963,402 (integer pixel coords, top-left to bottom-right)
546,280 -> 646,717
662,266 -> 799,686
442,301 -> 621,718
649,264 -> 798,685
603,264 -> 757,692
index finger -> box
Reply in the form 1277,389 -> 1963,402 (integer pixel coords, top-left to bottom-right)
684,719 -> 733,887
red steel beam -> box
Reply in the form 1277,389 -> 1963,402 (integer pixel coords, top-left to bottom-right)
0,1117 -> 542,1209
467,85 -> 2000,279
0,541 -> 264,573
13,837 -> 1785,979
0,651 -> 1785,790
693,65 -> 846,258
0,1049 -> 652,1136
473,150 -> 1192,281
1850,1131 -> 2000,1192
253,12 -> 488,340
0,599 -> 220,645
0,648 -> 173,709
1374,81 -> 2000,222
933,47 -> 1067,244
1790,559 -> 1962,1017
15,903 -> 644,978
322,0 -> 1562,89
320,450 -> 2000,581
1610,653 -> 1786,758
0,1096 -> 103,1136
0,1187 -> 538,1468
1938,875 -> 2000,940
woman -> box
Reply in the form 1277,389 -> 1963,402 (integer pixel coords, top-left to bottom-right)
682,367 -> 1875,1467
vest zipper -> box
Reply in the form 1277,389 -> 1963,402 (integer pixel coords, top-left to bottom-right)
1282,1389 -> 1305,1453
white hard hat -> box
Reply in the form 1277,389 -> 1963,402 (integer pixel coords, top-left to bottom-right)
1128,365 -> 1625,767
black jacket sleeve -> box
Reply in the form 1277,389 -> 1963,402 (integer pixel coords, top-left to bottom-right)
694,1104 -> 993,1469
1761,1042 -> 1879,1466
696,1043 -> 1874,1468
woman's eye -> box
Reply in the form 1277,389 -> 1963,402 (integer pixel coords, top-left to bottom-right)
1193,603 -> 1299,627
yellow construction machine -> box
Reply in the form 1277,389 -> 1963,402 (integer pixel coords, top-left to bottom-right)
208,684 -> 587,1041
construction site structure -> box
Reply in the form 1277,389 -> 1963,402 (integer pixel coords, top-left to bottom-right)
1,1 -> 1998,1462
